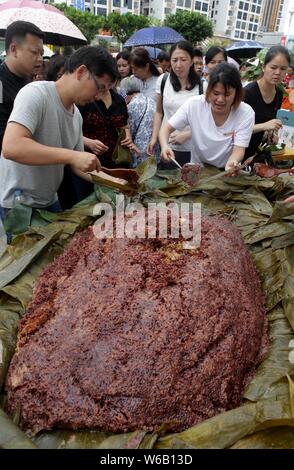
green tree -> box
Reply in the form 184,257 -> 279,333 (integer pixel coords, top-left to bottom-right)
53,3 -> 104,43
104,12 -> 150,45
164,11 -> 213,45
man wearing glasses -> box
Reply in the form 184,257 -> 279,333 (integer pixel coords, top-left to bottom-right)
0,46 -> 117,223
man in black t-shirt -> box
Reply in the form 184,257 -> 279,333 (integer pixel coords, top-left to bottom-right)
0,21 -> 44,152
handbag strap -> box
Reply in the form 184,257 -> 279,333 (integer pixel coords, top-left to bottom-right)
132,96 -> 148,141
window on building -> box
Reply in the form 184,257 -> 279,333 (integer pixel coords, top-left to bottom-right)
98,0 -> 107,4
239,1 -> 244,9
127,0 -> 133,8
236,20 -> 241,28
256,5 -> 260,12
240,31 -> 245,38
235,30 -> 240,38
241,21 -> 246,29
165,7 -> 171,13
97,7 -> 107,15
244,2 -> 249,11
185,0 -> 192,7
177,0 -> 184,6
212,1 -> 215,8
251,5 -> 255,12
248,23 -> 253,31
247,33 -> 251,39
238,11 -> 242,18
228,10 -> 233,16
202,3 -> 208,11
253,24 -> 257,32
243,12 -> 247,20
195,1 -> 201,10
113,0 -> 120,6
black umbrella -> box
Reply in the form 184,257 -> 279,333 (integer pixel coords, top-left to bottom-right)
226,40 -> 264,59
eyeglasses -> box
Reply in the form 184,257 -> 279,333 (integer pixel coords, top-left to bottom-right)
91,73 -> 107,92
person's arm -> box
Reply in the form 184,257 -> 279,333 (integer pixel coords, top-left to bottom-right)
147,94 -> 163,155
3,122 -> 101,173
159,121 -> 176,161
120,125 -> 133,147
252,119 -> 282,134
159,99 -> 192,161
169,129 -> 192,146
225,145 -> 246,171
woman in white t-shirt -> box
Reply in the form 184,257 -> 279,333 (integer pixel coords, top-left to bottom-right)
159,63 -> 255,171
148,41 -> 202,168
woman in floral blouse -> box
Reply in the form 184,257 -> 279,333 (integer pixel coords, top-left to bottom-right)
123,76 -> 160,167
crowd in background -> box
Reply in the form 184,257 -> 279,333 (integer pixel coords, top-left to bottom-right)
0,20 -> 293,225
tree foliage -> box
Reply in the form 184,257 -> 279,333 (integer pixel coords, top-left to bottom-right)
164,11 -> 213,45
53,3 -> 104,43
104,12 -> 151,45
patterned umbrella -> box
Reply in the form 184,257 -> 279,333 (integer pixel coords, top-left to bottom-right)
124,27 -> 184,47
0,0 -> 87,46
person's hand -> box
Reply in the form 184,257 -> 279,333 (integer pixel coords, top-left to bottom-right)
86,139 -> 108,156
169,130 -> 189,146
225,158 -> 242,175
160,146 -> 175,162
70,151 -> 101,173
264,119 -> 282,132
147,138 -> 157,156
128,142 -> 141,157
121,136 -> 133,147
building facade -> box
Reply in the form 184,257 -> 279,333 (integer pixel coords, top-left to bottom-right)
259,0 -> 289,33
140,0 -> 210,22
210,0 -> 263,40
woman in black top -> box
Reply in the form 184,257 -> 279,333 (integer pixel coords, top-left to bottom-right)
80,88 -> 130,168
244,45 -> 290,158
73,88 -> 132,201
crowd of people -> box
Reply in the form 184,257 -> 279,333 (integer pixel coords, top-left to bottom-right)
0,20 -> 293,226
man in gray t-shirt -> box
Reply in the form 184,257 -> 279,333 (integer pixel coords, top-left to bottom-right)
0,46 -> 117,212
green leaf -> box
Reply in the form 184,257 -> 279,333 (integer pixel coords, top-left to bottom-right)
136,157 -> 158,184
0,228 -> 61,290
0,408 -> 36,449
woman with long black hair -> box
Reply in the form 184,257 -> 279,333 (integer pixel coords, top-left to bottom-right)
147,40 -> 202,167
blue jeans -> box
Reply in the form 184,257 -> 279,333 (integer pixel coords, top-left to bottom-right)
0,200 -> 62,223
0,200 -> 62,244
